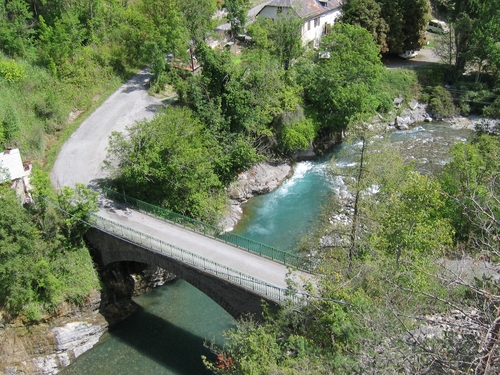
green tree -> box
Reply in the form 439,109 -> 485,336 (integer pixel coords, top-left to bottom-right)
224,0 -> 248,38
2,104 -> 21,141
247,14 -> 304,70
372,171 -> 454,265
37,13 -> 85,73
179,0 -> 217,44
105,107 -> 227,223
341,0 -> 390,53
0,181 -> 99,322
440,134 -> 500,256
341,0 -> 429,54
0,0 -> 35,57
139,0 -> 188,57
300,23 -> 383,131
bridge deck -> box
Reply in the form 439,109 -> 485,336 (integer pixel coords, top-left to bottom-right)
96,205 -> 312,291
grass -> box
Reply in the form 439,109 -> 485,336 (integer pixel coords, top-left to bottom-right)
42,76 -> 124,172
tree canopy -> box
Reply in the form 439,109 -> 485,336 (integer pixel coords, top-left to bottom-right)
105,106 -> 227,223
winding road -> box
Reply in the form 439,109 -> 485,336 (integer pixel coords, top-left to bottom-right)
51,69 -> 163,189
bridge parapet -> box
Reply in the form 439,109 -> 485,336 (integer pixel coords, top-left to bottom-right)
102,187 -> 309,271
91,214 -> 301,305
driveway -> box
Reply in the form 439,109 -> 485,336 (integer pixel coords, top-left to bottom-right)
382,32 -> 441,68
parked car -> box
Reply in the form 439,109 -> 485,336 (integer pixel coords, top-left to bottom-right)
427,20 -> 449,34
398,50 -> 419,59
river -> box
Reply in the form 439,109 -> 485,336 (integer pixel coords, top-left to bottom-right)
62,123 -> 473,374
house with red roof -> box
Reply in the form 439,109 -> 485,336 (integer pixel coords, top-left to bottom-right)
257,0 -> 342,47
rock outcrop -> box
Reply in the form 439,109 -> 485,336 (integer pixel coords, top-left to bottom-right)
0,262 -> 176,374
390,99 -> 432,130
222,162 -> 292,231
0,291 -> 107,375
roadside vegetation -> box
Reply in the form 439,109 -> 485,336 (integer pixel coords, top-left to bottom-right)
1,0 -> 500,373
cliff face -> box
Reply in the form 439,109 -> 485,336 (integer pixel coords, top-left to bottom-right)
0,263 -> 175,374
0,291 -> 107,375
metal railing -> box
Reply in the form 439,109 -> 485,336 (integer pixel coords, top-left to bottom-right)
102,187 -> 310,271
91,213 -> 301,303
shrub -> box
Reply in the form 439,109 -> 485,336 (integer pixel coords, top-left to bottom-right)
0,59 -> 26,82
483,97 -> 500,119
280,118 -> 316,152
427,86 -> 456,118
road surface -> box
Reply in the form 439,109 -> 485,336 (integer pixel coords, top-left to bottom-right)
51,69 -> 163,190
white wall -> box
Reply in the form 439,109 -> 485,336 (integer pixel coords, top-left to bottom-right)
258,6 -> 341,47
301,9 -> 341,47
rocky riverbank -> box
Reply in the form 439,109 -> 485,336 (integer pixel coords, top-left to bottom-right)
222,162 -> 293,231
0,263 -> 175,374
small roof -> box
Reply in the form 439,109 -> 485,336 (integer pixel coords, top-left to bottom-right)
0,148 -> 27,183
263,0 -> 341,20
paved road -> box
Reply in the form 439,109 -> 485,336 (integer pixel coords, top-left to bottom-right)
50,68 -> 311,293
51,69 -> 163,189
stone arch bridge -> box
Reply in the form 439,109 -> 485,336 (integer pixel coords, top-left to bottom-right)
86,208 -> 312,320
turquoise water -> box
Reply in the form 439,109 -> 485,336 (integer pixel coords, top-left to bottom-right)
63,123 -> 472,374
232,158 -> 335,250
61,279 -> 235,375
233,124 -> 473,249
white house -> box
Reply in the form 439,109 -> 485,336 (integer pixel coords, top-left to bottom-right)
0,148 -> 33,204
257,0 -> 342,47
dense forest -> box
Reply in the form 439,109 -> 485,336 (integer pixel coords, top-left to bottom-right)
1,0 -> 500,373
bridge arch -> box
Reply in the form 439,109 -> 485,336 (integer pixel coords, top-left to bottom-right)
86,228 -> 280,320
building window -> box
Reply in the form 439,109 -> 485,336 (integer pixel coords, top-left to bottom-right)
277,6 -> 283,14
308,20 -> 311,30
314,18 -> 320,27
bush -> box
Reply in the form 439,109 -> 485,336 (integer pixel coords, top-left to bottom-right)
0,59 -> 26,82
427,86 -> 456,118
280,118 -> 316,152
483,97 -> 500,119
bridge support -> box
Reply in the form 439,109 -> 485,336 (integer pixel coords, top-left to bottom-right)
86,228 -> 280,320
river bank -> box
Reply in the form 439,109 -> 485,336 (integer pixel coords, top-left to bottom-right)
223,101 -> 499,233
0,263 -> 175,375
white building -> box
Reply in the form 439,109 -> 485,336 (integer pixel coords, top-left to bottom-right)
257,0 -> 342,47
0,148 -> 33,204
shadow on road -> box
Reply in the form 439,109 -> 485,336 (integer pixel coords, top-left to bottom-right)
120,71 -> 152,93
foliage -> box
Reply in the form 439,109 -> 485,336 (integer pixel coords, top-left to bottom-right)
299,23 -> 384,131
440,134 -> 500,256
280,118 -> 316,152
224,0 -> 249,38
105,106 -> 227,224
182,42 -> 304,154
425,85 -> 456,118
483,97 -> 500,118
434,0 -> 500,81
247,14 -> 304,70
0,179 -> 99,322
205,286 -> 369,374
2,104 -> 21,143
0,58 -> 26,82
371,171 -> 454,265
341,0 -> 429,54
341,0 -> 389,53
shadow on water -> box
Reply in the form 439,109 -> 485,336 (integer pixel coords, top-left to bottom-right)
62,279 -> 232,375
108,310 -> 216,374
63,309 -> 216,374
